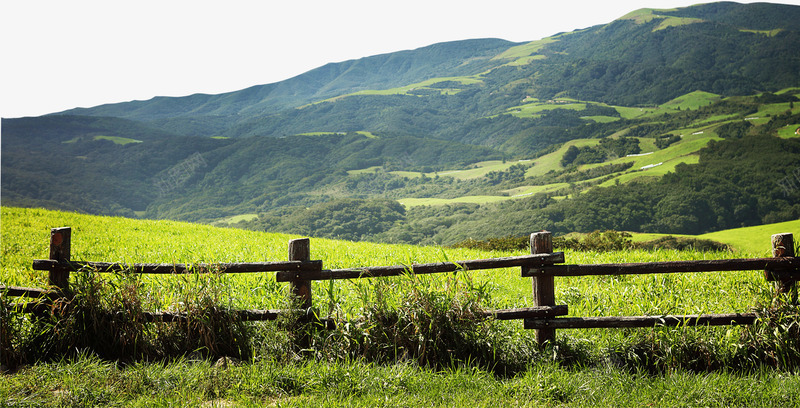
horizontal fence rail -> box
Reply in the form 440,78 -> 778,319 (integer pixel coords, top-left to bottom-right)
2,285 -> 54,299
11,302 -> 291,323
276,253 -> 565,282
2,227 -> 799,350
522,257 -> 800,277
524,313 -> 760,329
32,259 -> 322,274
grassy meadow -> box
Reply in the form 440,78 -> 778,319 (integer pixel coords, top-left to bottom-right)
2,206 -> 800,407
1,206 -> 778,319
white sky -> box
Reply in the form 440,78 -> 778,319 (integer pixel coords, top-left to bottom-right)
3,0 -> 800,119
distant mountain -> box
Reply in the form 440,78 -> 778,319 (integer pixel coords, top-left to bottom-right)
60,38 -> 517,136
3,2 -> 800,242
53,2 -> 800,141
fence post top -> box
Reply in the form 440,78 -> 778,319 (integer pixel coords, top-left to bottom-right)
530,231 -> 553,255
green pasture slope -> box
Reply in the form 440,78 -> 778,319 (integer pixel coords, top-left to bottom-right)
320,89 -> 800,212
630,219 -> 800,256
62,135 -> 143,145
385,89 -> 800,209
4,206 -> 800,406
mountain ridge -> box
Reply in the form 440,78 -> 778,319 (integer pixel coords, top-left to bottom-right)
59,38 -> 518,136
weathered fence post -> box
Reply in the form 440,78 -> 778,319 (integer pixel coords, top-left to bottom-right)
288,238 -> 312,309
48,227 -> 71,295
770,233 -> 796,302
528,231 -> 556,346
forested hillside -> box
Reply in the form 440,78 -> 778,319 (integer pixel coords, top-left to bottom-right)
3,2 -> 800,244
237,109 -> 800,244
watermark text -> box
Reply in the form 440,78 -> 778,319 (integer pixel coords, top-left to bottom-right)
777,166 -> 800,197
154,152 -> 207,195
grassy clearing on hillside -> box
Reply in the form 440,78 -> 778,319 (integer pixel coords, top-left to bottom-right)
349,160 -> 536,180
501,183 -> 571,197
778,124 -> 800,138
397,195 -> 510,207
662,90 -> 721,109
581,115 -> 620,123
526,139 -> 601,177
741,28 -> 783,36
492,38 -> 558,61
63,135 -> 143,145
619,8 -> 704,32
315,76 -> 483,103
613,105 -> 664,119
384,159 -> 534,181
507,102 -> 587,118
654,16 -> 704,31
747,102 -> 799,125
596,156 -> 700,187
620,8 -> 677,24
212,213 -> 259,226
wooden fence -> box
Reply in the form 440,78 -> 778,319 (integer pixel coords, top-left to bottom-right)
3,227 -> 800,346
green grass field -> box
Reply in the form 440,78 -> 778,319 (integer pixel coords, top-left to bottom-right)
3,207 -> 800,406
1,206 -> 785,321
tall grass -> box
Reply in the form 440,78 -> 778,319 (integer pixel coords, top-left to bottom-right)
5,206 -> 800,406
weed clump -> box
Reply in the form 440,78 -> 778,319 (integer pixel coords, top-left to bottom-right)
737,300 -> 800,371
20,270 -> 155,363
311,272 -> 542,375
1,289 -> 26,370
607,327 -> 726,374
7,268 -> 266,366
607,297 -> 800,374
154,271 -> 253,360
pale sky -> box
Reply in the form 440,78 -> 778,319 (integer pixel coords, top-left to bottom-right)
3,0 -> 800,119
